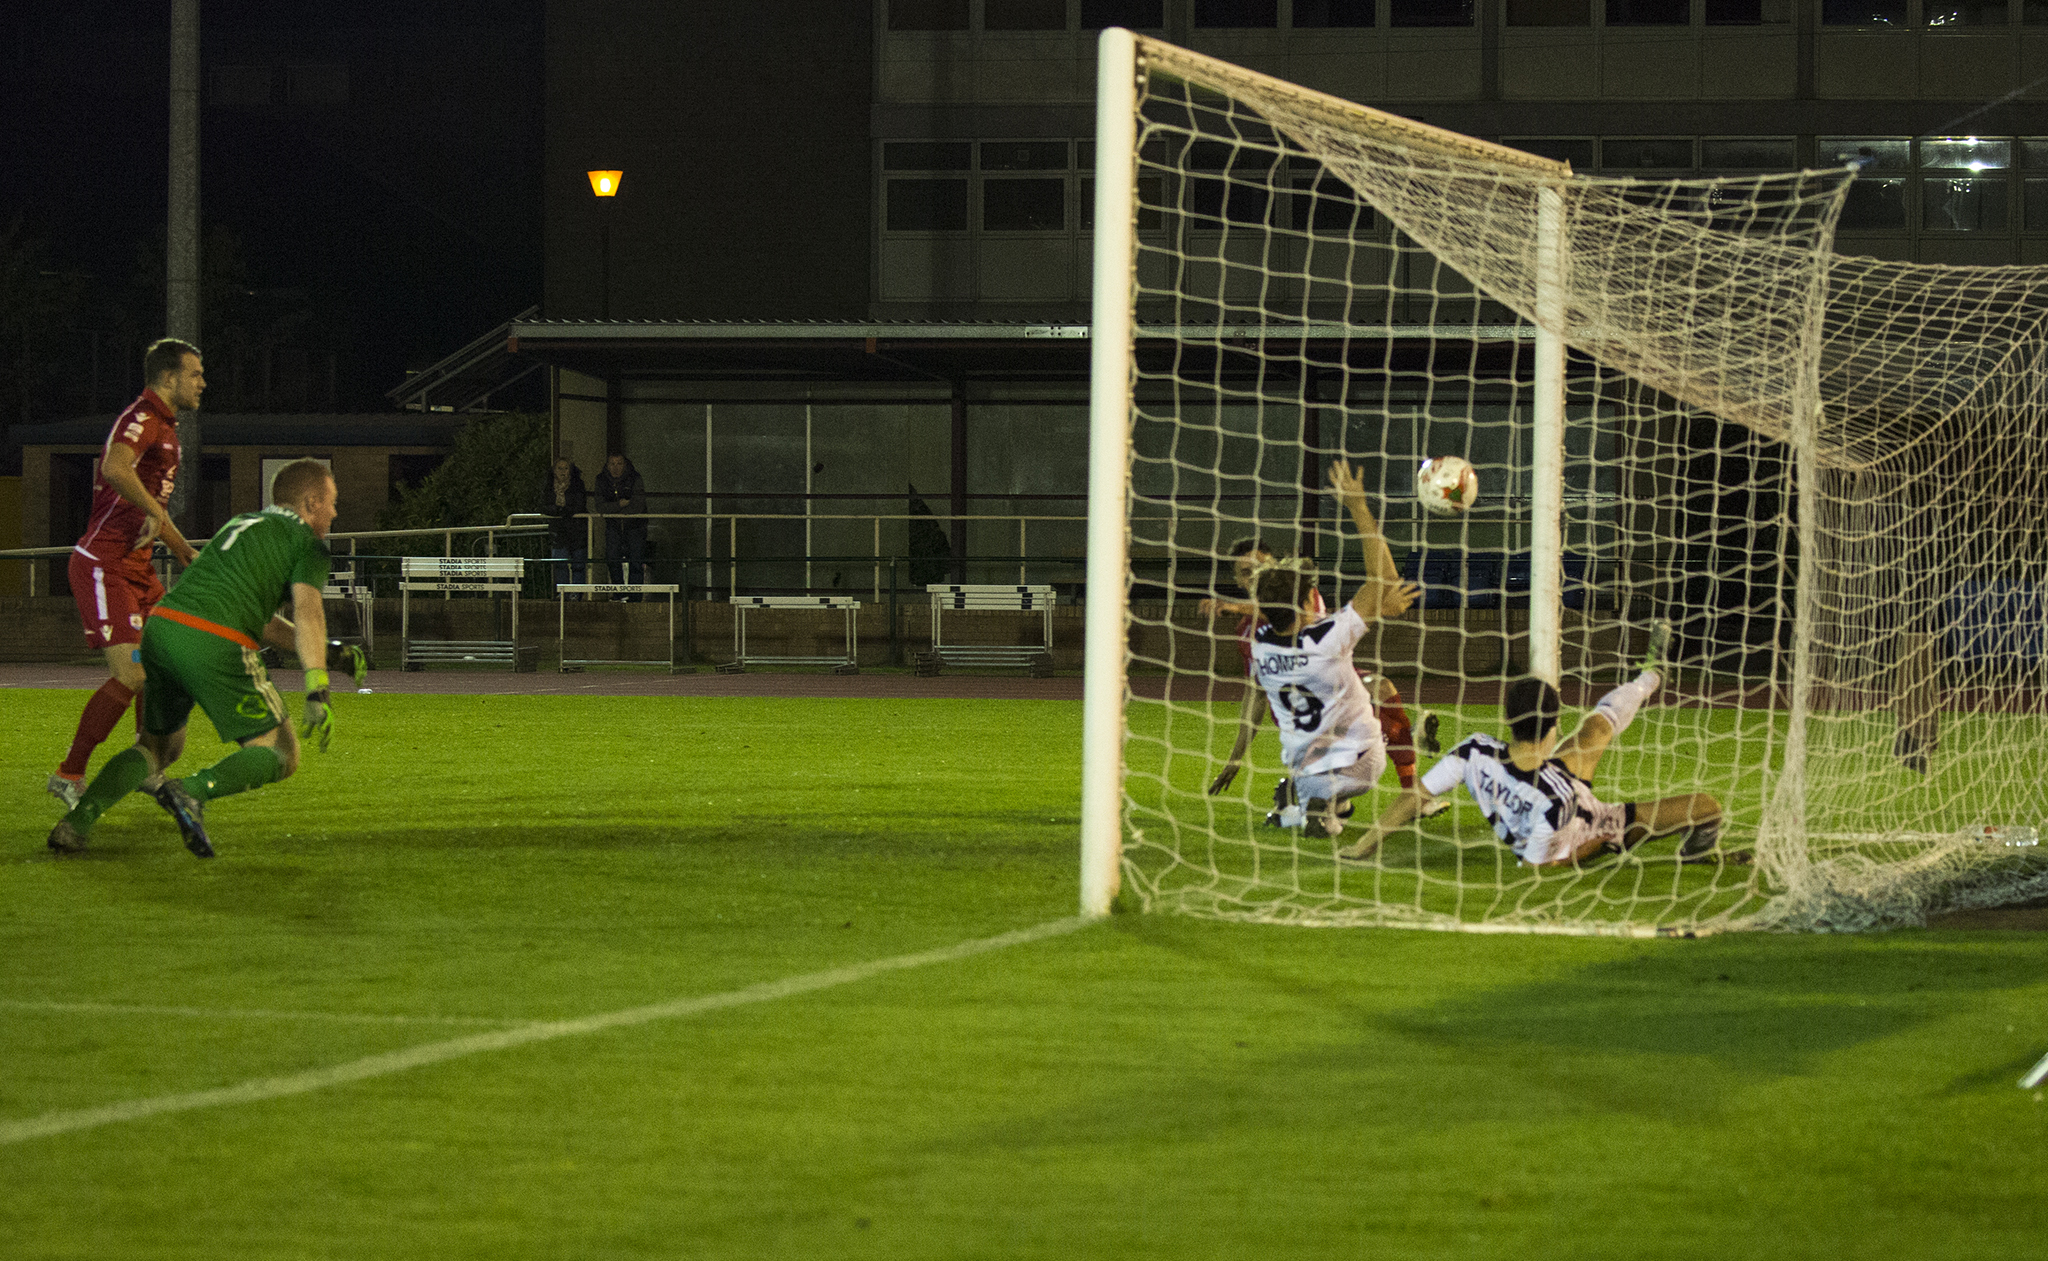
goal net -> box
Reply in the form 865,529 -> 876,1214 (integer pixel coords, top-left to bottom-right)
1079,30 -> 2048,935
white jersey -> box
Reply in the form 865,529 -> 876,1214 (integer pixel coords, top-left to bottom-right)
1249,604 -> 1382,776
1421,733 -> 1629,865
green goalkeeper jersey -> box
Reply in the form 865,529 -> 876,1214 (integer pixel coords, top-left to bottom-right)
157,505 -> 330,643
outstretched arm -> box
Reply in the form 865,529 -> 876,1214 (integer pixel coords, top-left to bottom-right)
1329,461 -> 1419,623
1337,785 -> 1433,861
1208,685 -> 1267,795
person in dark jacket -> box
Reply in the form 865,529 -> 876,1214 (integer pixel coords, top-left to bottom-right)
595,453 -> 647,595
541,457 -> 589,593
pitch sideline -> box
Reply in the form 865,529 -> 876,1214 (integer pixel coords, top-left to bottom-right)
0,915 -> 1095,1146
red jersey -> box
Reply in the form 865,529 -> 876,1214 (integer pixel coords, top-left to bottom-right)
75,389 -> 180,565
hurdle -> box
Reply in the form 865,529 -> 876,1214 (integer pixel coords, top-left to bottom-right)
919,584 -> 1056,676
556,583 -> 684,672
720,596 -> 861,674
399,556 -> 535,671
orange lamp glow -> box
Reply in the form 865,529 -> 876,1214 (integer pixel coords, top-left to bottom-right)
587,170 -> 622,197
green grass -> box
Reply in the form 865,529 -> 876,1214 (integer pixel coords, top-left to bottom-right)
4,688 -> 2047,1259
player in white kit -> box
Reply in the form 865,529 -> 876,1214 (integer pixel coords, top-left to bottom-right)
1208,462 -> 1422,837
1339,623 -> 1734,866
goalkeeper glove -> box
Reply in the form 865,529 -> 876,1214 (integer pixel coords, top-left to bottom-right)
300,669 -> 334,753
326,639 -> 368,689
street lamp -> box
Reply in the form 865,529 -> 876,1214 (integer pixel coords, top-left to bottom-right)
587,169 -> 622,319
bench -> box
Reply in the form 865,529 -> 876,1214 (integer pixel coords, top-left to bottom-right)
399,557 -> 535,671
719,596 -> 861,674
556,583 -> 684,672
920,584 -> 1056,676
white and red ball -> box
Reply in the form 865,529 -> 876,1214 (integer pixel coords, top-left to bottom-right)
1414,455 -> 1479,517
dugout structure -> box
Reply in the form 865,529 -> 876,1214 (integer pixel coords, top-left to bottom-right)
1079,29 -> 2048,933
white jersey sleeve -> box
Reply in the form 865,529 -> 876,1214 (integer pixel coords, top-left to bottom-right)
1432,733 -> 1627,865
1249,605 -> 1381,776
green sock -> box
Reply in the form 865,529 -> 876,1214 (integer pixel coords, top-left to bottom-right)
183,746 -> 284,802
68,747 -> 155,833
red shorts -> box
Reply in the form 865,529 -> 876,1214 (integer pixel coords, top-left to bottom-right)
70,551 -> 164,651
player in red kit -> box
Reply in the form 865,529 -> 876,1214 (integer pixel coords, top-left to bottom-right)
47,338 -> 204,808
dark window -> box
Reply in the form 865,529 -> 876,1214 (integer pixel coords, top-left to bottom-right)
889,0 -> 970,29
1925,0 -> 2008,22
286,63 -> 348,106
2029,0 -> 2048,20
1702,138 -> 1796,170
1390,0 -> 1474,20
1820,137 -> 1910,170
1505,137 -> 1596,168
2023,139 -> 2048,168
1820,0 -> 1906,23
1186,171 -> 1277,225
1606,0 -> 1689,23
211,65 -> 275,107
1508,0 -> 1591,22
1078,141 -> 1096,170
1195,0 -> 1280,24
985,0 -> 1070,28
1838,178 -> 1908,229
1602,139 -> 1694,170
1704,0 -> 1763,20
1294,0 -> 1378,23
982,140 -> 1070,170
984,179 -> 1067,230
1923,178 -> 2009,231
1082,0 -> 1166,26
884,142 -> 973,171
2025,179 -> 2048,229
1292,175 -> 1376,231
888,179 -> 970,230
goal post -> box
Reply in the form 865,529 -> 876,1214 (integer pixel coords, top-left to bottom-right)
1082,29 -> 2048,933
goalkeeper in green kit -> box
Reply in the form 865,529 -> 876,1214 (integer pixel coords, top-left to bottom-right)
47,459 -> 362,858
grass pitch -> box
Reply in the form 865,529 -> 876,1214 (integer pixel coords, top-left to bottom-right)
3,686 -> 2047,1259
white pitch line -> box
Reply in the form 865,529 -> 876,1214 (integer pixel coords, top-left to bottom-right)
0,1000 -> 516,1028
0,915 -> 1093,1146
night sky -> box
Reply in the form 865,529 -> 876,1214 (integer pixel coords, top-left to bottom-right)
1,0 -> 543,427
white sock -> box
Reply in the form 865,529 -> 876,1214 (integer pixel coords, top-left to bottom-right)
1593,670 -> 1659,739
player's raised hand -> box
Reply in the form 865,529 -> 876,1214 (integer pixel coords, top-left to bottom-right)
1361,577 -> 1422,620
1327,460 -> 1366,501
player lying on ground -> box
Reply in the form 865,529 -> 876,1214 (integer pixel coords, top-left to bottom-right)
1207,464 -> 1424,838
1337,624 -> 1736,867
48,338 -> 204,809
1202,526 -> 1442,810
47,460 -> 350,859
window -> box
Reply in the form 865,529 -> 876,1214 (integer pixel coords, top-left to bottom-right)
1820,0 -> 1907,23
211,65 -> 274,107
1390,0 -> 1475,22
1819,137 -> 1911,170
1923,178 -> 2009,230
1081,0 -> 1165,26
1602,139 -> 1694,170
985,0 -> 1069,28
286,63 -> 348,106
1838,180 -> 1909,229
1925,0 -> 2009,22
1292,172 -> 1376,231
1503,137 -> 1596,168
1606,0 -> 1689,24
985,180 -> 1066,229
1293,0 -> 1378,24
2025,179 -> 2048,230
1509,0 -> 1591,23
1702,138 -> 1796,170
885,142 -> 973,171
1920,137 -> 2011,171
982,141 -> 1069,170
889,0 -> 970,29
888,180 -> 970,230
1195,0 -> 1280,24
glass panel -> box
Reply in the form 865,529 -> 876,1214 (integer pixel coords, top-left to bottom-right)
2025,178 -> 2048,229
1923,177 -> 2010,230
1819,137 -> 1911,170
985,0 -> 1070,28
2029,0 -> 2048,20
1607,0 -> 1690,24
1704,0 -> 1761,21
1602,138 -> 1694,170
887,180 -> 970,230
884,141 -> 973,171
1195,0 -> 1280,24
1820,0 -> 1907,22
1293,0 -> 1378,24
1838,178 -> 1908,229
985,179 -> 1067,230
889,0 -> 970,30
1924,0 -> 2009,22
982,141 -> 1070,171
1702,138 -> 1796,169
1186,173 -> 1275,225
1389,0 -> 1475,23
1081,0 -> 1165,26
1077,141 -> 1096,170
1509,0 -> 1592,22
1919,137 -> 2012,170
1504,137 -> 1596,168
1292,175 -> 1376,230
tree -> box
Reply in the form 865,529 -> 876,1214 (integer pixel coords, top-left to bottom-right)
376,410 -> 550,552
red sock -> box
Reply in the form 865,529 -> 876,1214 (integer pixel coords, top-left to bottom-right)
1376,686 -> 1419,790
59,679 -> 136,778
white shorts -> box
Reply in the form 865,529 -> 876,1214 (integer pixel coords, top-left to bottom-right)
1291,740 -> 1388,807
1517,782 -> 1631,865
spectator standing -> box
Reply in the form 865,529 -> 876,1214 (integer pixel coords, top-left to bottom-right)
541,457 -> 588,595
596,453 -> 647,598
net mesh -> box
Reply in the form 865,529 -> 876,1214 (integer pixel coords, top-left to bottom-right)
1109,36 -> 2048,934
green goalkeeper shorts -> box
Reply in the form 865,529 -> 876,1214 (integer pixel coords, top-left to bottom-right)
139,615 -> 287,744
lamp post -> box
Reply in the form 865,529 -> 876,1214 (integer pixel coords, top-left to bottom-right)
587,169 -> 622,319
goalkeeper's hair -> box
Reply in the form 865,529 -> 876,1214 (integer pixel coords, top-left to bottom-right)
1253,558 -> 1317,634
1228,537 -> 1270,558
271,458 -> 334,508
143,337 -> 201,385
1504,677 -> 1562,744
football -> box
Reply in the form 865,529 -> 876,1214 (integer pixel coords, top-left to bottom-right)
1415,455 -> 1479,517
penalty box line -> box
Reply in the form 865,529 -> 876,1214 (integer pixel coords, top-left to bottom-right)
0,915 -> 1094,1147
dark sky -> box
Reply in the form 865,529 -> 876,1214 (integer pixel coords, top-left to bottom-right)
2,0 -> 544,415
